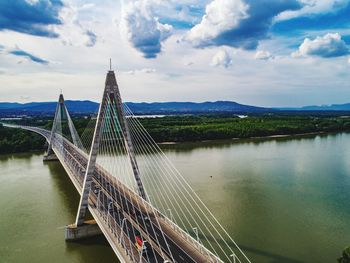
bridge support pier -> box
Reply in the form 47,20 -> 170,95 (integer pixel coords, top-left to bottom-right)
65,220 -> 102,241
43,152 -> 59,161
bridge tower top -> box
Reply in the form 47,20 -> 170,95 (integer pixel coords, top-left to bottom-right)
45,92 -> 84,160
58,93 -> 64,104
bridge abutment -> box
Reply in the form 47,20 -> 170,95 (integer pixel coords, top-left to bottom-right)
65,220 -> 102,241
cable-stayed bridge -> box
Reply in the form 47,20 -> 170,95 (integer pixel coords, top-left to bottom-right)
4,70 -> 250,263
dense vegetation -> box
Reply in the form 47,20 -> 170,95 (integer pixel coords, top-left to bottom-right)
2,113 -> 350,154
0,117 -> 92,154
338,246 -> 350,263
139,114 -> 350,142
0,124 -> 46,154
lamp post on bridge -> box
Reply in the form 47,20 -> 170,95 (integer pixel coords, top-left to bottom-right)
192,227 -> 200,243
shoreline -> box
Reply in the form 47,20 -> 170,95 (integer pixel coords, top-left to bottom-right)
158,130 -> 346,145
1,131 -> 348,155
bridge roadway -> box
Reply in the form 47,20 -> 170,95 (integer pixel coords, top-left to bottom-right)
6,124 -> 222,263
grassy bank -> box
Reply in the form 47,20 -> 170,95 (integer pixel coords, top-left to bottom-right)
2,114 -> 350,154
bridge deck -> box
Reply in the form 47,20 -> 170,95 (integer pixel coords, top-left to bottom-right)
6,124 -> 222,263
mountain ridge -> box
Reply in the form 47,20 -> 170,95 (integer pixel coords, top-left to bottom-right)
0,100 -> 271,115
2,100 -> 350,116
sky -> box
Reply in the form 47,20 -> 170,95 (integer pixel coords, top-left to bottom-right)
0,0 -> 349,107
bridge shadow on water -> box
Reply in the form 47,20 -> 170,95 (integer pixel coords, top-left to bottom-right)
45,161 -> 81,216
65,235 -> 118,263
45,161 -> 118,263
238,244 -> 305,263
195,232 -> 306,263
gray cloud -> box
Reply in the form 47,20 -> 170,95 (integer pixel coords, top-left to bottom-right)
0,0 -> 63,37
85,30 -> 97,47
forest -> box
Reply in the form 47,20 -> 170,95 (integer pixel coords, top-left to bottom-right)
1,113 -> 350,154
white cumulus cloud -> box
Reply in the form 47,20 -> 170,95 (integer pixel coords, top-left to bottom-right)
120,0 -> 173,58
292,33 -> 349,58
255,50 -> 274,60
186,0 -> 249,47
211,49 -> 233,68
185,0 -> 300,50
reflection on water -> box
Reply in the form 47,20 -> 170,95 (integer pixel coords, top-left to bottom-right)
0,133 -> 350,263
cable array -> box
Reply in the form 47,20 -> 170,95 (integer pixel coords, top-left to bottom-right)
122,104 -> 250,263
46,82 -> 251,262
77,96 -> 250,262
95,96 -> 175,262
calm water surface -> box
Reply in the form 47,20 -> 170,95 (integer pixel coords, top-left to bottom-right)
1,133 -> 350,263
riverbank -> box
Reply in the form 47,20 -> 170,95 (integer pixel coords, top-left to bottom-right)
2,114 -> 350,153
140,114 -> 350,143
158,130 -> 338,145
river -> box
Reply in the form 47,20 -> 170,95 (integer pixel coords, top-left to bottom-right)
0,133 -> 349,263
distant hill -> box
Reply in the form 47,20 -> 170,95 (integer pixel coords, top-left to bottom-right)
2,100 -> 350,117
126,101 -> 270,114
279,103 -> 350,111
0,101 -> 98,115
0,100 -> 272,116
301,104 -> 350,111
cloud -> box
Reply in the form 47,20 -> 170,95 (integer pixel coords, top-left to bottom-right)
120,0 -> 173,58
277,0 -> 350,21
186,0 -> 248,46
85,30 -> 97,47
80,3 -> 95,10
211,49 -> 233,68
20,95 -> 31,100
54,5 -> 98,48
255,50 -> 274,60
186,0 -> 301,49
292,33 -> 349,58
122,68 -> 157,74
9,48 -> 49,64
0,0 -> 63,37
272,1 -> 350,35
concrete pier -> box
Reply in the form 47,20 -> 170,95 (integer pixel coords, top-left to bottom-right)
65,220 -> 102,241
43,152 -> 59,161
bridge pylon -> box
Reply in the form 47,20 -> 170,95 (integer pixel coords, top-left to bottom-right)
69,69 -> 147,232
44,93 -> 84,161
